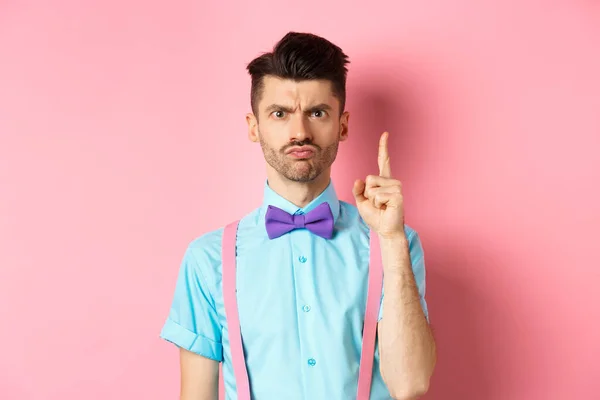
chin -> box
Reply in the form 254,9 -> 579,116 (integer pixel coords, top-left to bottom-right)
285,170 -> 321,183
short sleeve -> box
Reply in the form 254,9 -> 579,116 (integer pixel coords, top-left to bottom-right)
378,229 -> 429,322
159,244 -> 224,361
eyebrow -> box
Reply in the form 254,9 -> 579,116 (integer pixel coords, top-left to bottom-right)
264,103 -> 333,114
306,103 -> 332,113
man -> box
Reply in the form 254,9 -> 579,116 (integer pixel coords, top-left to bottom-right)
160,31 -> 436,400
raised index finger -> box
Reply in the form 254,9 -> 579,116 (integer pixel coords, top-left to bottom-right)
378,131 -> 391,177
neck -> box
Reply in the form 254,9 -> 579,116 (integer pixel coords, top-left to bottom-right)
266,168 -> 331,208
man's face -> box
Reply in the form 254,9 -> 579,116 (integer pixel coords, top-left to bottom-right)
247,76 -> 349,182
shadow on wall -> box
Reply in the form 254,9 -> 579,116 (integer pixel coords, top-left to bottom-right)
334,62 -> 431,203
339,60 -> 503,400
423,244 -> 500,400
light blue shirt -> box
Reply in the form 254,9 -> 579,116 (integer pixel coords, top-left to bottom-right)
160,180 -> 429,399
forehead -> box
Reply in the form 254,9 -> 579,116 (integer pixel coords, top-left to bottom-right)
258,76 -> 338,110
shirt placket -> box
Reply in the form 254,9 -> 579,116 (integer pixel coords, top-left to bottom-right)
290,210 -> 318,399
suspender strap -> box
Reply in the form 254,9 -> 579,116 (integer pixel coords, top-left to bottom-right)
222,220 -> 251,400
221,222 -> 383,400
356,231 -> 383,399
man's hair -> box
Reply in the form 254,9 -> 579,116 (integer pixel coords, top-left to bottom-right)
246,32 -> 350,116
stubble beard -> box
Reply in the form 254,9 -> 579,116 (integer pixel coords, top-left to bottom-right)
258,130 -> 339,183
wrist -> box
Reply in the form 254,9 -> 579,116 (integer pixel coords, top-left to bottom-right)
378,231 -> 409,246
378,233 -> 411,273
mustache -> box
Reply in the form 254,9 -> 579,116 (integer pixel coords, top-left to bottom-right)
282,140 -> 320,153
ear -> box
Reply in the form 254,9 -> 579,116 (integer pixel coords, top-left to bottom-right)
339,111 -> 350,142
246,113 -> 259,142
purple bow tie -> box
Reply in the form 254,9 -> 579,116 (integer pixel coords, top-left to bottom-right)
265,202 -> 334,240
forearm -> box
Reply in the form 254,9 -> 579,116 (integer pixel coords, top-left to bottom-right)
378,234 -> 436,399
179,348 -> 219,400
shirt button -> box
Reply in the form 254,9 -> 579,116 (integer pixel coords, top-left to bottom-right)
302,305 -> 311,312
307,358 -> 316,366
298,256 -> 307,263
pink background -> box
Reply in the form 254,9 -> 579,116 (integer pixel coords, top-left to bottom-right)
1,1 -> 599,399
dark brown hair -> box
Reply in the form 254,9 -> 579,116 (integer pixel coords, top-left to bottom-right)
246,32 -> 350,116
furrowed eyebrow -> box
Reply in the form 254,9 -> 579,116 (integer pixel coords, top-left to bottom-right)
305,103 -> 332,113
264,104 -> 294,114
264,103 -> 333,114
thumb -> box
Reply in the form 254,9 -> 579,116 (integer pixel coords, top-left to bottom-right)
352,179 -> 367,203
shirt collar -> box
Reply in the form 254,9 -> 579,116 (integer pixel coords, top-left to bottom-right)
259,179 -> 341,224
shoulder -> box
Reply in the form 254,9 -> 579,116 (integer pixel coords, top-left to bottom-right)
185,227 -> 224,263
182,207 -> 261,274
404,224 -> 420,242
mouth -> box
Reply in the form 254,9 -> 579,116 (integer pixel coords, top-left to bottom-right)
285,146 -> 315,159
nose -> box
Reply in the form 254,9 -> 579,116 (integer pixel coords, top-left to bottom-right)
288,113 -> 312,142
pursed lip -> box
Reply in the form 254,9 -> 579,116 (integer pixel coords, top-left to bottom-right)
285,146 -> 315,154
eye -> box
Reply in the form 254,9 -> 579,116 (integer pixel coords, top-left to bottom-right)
272,110 -> 286,119
311,110 -> 327,118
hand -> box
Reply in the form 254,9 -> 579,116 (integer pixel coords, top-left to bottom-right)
352,132 -> 405,239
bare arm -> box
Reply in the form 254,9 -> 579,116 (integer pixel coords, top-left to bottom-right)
377,234 -> 436,400
179,348 -> 219,400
